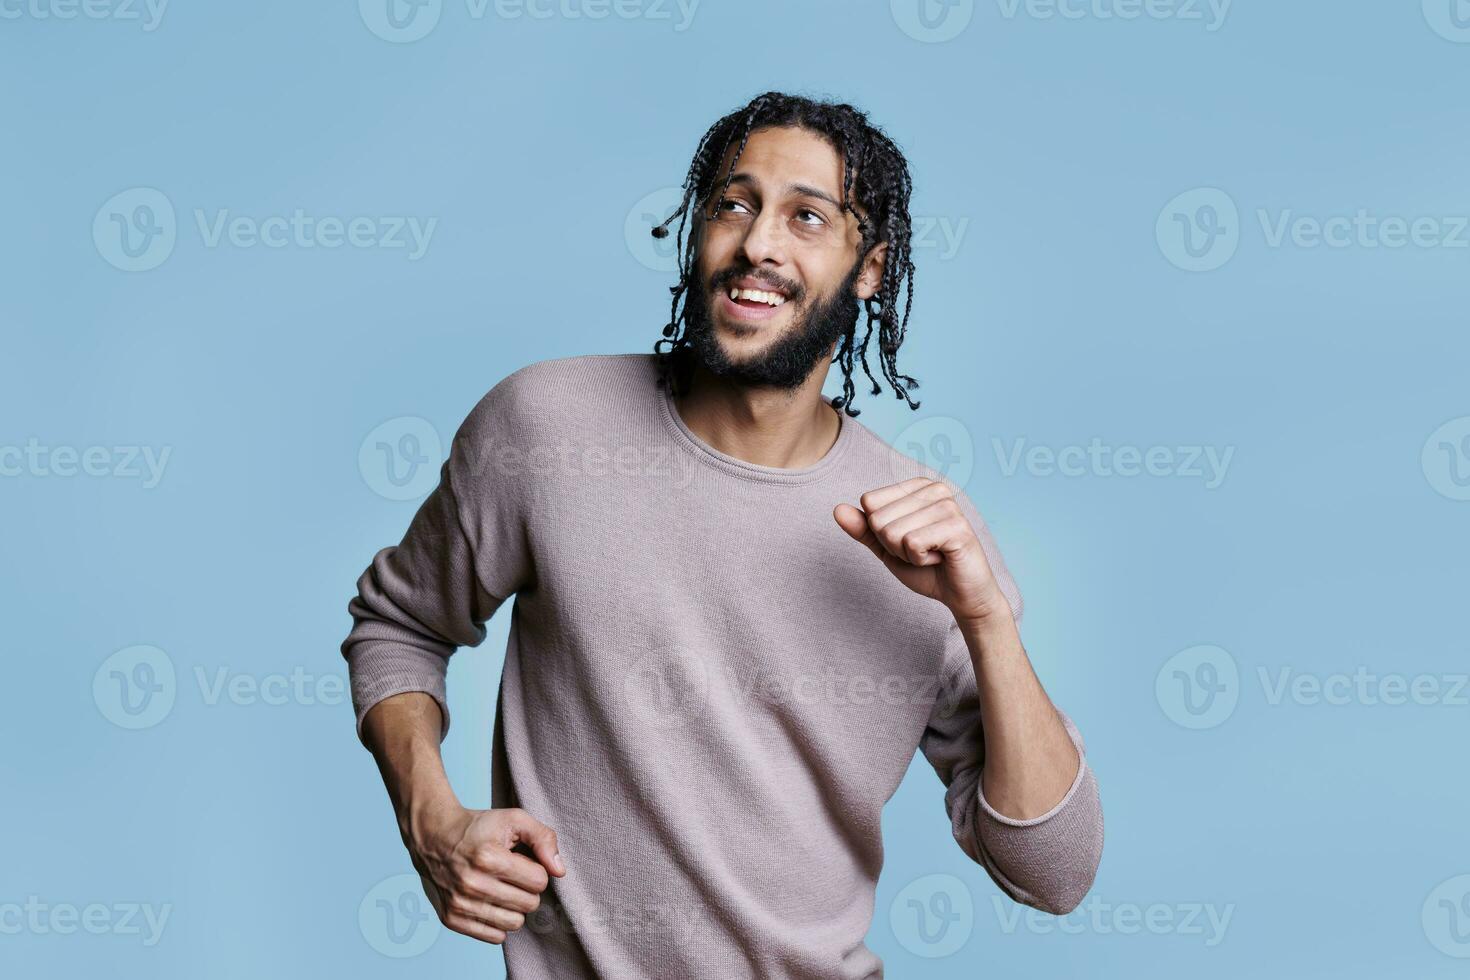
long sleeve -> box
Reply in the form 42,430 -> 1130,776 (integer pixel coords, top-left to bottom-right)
916,490 -> 1103,915
340,372 -> 536,747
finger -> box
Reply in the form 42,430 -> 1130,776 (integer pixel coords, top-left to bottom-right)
876,502 -> 968,566
858,477 -> 935,513
866,479 -> 954,534
505,811 -> 566,878
455,867 -> 544,914
474,845 -> 553,893
443,893 -> 528,934
441,910 -> 509,945
832,503 -> 902,570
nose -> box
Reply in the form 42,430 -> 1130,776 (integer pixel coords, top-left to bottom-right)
737,206 -> 790,269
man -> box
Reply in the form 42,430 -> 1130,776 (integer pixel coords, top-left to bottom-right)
341,91 -> 1103,978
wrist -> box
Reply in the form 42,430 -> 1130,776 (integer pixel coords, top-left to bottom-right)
955,604 -> 1020,650
400,781 -> 461,850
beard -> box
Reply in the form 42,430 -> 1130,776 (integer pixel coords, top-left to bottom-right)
679,258 -> 864,391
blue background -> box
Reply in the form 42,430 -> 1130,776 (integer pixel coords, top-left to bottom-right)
4,0 -> 1469,976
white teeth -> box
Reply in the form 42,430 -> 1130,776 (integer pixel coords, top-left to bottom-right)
728,287 -> 786,307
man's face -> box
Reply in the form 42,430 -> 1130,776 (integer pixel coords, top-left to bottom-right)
681,125 -> 886,390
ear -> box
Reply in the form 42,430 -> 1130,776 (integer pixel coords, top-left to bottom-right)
854,241 -> 887,301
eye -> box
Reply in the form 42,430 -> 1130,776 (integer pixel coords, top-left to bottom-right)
716,198 -> 752,216
794,208 -> 826,227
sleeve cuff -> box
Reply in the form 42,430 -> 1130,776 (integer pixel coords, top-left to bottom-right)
971,710 -> 1103,915
346,643 -> 453,748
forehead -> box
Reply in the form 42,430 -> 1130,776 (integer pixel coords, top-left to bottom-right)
712,125 -> 847,199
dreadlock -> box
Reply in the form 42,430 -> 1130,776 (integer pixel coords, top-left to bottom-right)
649,91 -> 921,417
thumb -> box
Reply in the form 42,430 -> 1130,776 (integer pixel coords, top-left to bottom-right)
832,503 -> 892,566
507,809 -> 567,877
832,502 -> 869,542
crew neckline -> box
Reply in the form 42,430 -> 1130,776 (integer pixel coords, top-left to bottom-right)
656,364 -> 855,486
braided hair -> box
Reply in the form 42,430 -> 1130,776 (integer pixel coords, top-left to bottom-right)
649,91 -> 921,417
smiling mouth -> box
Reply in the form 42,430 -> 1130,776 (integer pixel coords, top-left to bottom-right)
725,285 -> 788,309
719,287 -> 789,323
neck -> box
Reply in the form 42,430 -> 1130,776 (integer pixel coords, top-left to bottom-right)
670,354 -> 841,470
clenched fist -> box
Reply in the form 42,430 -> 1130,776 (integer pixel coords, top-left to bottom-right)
833,476 -> 1011,629
407,805 -> 566,945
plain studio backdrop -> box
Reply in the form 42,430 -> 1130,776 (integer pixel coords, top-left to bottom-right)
2,1 -> 1468,977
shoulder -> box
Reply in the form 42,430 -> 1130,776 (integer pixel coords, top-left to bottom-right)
457,352 -> 653,442
836,409 -> 961,489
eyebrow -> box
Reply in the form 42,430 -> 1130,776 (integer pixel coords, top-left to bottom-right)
723,172 -> 843,212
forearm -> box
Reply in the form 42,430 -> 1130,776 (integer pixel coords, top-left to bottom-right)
361,691 -> 462,846
958,613 -> 1080,821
